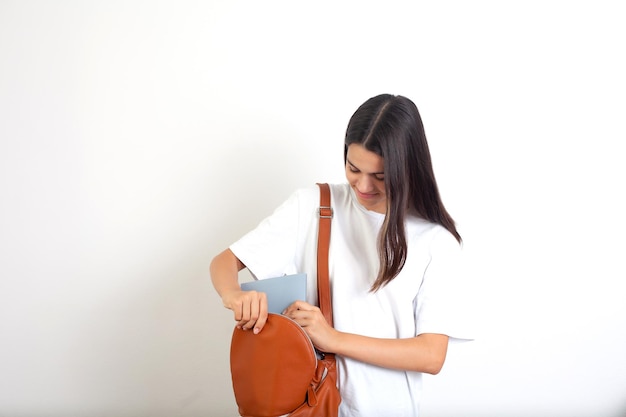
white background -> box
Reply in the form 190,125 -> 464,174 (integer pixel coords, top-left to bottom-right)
1,1 -> 625,416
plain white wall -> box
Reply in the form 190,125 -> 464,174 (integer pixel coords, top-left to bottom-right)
1,1 -> 625,416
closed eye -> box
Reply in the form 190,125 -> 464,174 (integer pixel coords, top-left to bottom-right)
347,161 -> 384,180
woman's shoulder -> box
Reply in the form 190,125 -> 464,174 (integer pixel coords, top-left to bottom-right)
283,182 -> 349,210
328,182 -> 351,199
407,216 -> 460,249
289,182 -> 349,202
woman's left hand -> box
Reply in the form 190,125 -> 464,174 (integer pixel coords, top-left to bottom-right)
282,301 -> 338,353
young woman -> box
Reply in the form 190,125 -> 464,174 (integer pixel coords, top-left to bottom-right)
211,94 -> 472,416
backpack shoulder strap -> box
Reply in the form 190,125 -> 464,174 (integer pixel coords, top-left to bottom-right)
316,183 -> 333,327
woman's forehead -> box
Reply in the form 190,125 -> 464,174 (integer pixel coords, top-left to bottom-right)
346,144 -> 384,173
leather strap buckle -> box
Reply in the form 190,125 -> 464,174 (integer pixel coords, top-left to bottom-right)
318,206 -> 333,219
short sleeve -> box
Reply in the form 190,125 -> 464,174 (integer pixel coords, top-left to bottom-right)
414,229 -> 474,341
229,188 -> 309,280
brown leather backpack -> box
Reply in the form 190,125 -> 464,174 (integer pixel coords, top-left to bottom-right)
229,183 -> 340,417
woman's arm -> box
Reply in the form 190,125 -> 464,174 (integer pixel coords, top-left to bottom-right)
331,332 -> 448,374
210,249 -> 269,333
283,300 -> 448,374
210,249 -> 245,296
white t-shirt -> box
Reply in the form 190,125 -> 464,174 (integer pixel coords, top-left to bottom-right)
230,183 -> 472,417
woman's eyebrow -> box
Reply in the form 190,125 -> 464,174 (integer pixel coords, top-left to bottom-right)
346,159 -> 384,175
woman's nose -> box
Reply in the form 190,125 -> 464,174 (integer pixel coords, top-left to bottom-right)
357,176 -> 375,193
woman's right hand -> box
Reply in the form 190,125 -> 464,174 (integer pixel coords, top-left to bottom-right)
221,289 -> 268,334
210,249 -> 269,333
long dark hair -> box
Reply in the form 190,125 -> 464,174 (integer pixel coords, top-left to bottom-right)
344,94 -> 461,291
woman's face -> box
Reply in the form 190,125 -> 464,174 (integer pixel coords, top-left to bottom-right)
345,143 -> 387,214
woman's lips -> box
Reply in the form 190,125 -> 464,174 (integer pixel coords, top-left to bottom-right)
356,190 -> 377,200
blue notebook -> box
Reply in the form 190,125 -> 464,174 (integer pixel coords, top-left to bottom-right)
240,273 -> 307,314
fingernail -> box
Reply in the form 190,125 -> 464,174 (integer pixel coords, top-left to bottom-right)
253,328 -> 260,334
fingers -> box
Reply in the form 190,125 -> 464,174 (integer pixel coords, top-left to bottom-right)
282,301 -> 322,327
239,290 -> 267,332
281,303 -> 336,352
226,290 -> 268,333
282,300 -> 316,315
252,299 -> 268,334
